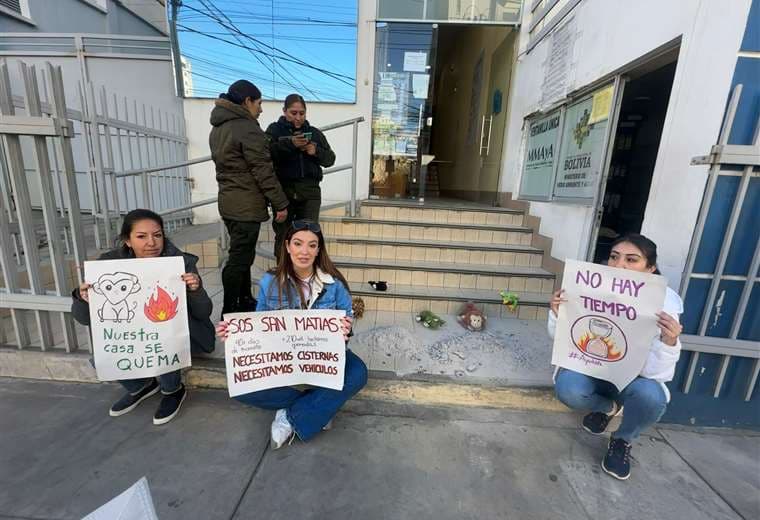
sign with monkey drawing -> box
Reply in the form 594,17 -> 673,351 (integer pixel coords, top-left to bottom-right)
551,259 -> 667,390
84,257 -> 190,381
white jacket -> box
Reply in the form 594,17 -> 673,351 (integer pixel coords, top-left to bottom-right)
547,287 -> 684,401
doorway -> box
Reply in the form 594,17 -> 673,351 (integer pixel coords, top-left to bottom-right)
369,23 -> 516,204
592,60 -> 678,263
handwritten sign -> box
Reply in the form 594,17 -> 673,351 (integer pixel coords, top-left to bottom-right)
84,257 -> 190,381
551,259 -> 667,390
224,309 -> 346,397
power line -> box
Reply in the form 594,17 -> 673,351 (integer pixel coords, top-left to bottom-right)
179,2 -> 355,83
199,0 -> 320,100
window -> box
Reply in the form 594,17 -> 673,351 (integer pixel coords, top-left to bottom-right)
0,0 -> 21,14
176,0 -> 358,102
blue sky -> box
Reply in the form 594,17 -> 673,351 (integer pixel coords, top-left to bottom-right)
176,0 -> 358,102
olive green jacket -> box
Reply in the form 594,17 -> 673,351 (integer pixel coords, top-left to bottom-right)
209,99 -> 289,222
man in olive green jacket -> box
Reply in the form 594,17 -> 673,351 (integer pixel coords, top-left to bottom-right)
210,80 -> 288,315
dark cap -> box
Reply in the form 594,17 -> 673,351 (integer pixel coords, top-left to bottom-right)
220,80 -> 262,104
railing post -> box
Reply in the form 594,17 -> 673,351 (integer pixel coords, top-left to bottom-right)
141,171 -> 150,208
350,119 -> 358,217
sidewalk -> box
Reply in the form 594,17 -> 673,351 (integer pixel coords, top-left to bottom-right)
1,378 -> 758,520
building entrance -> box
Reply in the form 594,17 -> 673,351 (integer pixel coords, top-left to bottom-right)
369,23 -> 515,205
591,60 -> 678,263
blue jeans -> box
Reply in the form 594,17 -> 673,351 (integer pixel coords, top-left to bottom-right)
120,370 -> 182,395
554,368 -> 667,442
234,350 -> 368,441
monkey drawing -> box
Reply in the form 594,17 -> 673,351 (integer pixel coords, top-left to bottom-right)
91,272 -> 141,323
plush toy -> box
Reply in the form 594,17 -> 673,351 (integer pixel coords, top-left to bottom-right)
499,290 -> 520,313
457,302 -> 486,332
416,310 -> 445,329
352,297 -> 365,319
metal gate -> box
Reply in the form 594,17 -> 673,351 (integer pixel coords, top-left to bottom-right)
667,81 -> 760,427
0,58 -> 192,352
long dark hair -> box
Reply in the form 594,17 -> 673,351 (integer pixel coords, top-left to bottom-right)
610,233 -> 660,274
118,209 -> 166,256
269,221 -> 349,308
220,79 -> 262,105
284,93 -> 306,110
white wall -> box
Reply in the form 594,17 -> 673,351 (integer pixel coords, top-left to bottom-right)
500,0 -> 751,287
186,0 -> 376,224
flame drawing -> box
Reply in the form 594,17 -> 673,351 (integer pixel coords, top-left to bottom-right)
575,332 -> 622,360
144,286 -> 179,323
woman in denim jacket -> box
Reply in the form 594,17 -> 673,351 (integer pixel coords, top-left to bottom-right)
217,219 -> 368,449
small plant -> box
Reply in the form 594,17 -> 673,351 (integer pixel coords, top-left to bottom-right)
416,310 -> 445,329
499,290 -> 520,313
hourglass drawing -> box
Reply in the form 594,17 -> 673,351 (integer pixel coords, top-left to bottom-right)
586,318 -> 613,358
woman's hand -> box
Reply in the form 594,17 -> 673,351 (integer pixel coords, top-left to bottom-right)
216,320 -> 230,341
292,134 -> 309,150
78,282 -> 92,303
305,142 -> 317,156
549,289 -> 566,316
274,208 -> 288,223
181,273 -> 201,292
340,316 -> 353,341
656,311 -> 682,346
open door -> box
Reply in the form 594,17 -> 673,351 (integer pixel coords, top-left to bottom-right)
478,33 -> 514,204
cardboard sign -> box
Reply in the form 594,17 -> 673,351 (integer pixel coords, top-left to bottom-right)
224,309 -> 346,397
551,259 -> 667,390
84,257 -> 190,381
82,477 -> 158,520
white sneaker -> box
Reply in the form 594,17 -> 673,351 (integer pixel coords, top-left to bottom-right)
271,409 -> 295,450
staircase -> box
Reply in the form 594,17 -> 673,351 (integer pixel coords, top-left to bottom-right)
253,200 -> 557,321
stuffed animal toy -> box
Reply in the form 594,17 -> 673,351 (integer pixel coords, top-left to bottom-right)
457,302 -> 486,332
416,310 -> 445,329
352,297 -> 365,319
499,290 -> 520,313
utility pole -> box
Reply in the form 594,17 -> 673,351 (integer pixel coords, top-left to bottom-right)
169,0 -> 185,97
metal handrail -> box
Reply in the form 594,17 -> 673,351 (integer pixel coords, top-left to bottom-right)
136,115 -> 365,218
114,156 -> 211,178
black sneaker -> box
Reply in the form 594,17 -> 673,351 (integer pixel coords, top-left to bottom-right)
582,402 -> 622,435
109,379 -> 159,417
602,437 -> 632,480
153,384 -> 187,425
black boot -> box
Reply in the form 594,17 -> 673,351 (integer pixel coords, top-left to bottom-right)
238,295 -> 258,312
221,293 -> 239,317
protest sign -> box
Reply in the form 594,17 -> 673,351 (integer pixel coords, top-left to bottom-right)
84,257 -> 190,381
82,477 -> 158,520
224,309 -> 346,397
551,259 -> 667,390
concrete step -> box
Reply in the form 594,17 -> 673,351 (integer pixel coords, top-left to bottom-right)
0,349 -> 561,412
359,200 -> 525,227
348,284 -> 551,320
249,263 -> 549,319
319,217 -> 534,247
256,236 -> 543,267
253,246 -> 555,293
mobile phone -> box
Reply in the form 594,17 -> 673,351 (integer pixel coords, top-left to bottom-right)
302,132 -> 313,141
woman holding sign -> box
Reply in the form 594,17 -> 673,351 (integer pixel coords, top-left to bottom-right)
548,234 -> 683,480
71,209 -> 215,425
217,219 -> 367,449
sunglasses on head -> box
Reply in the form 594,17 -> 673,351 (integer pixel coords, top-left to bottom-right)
292,220 -> 321,233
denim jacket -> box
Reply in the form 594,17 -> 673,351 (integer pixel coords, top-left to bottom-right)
256,268 -> 353,317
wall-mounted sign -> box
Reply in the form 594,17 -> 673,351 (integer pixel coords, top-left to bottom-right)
518,108 -> 562,200
553,88 -> 613,202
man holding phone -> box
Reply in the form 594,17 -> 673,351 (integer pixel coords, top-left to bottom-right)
267,94 -> 336,261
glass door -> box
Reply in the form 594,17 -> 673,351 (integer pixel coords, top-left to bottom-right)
370,23 -> 436,200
